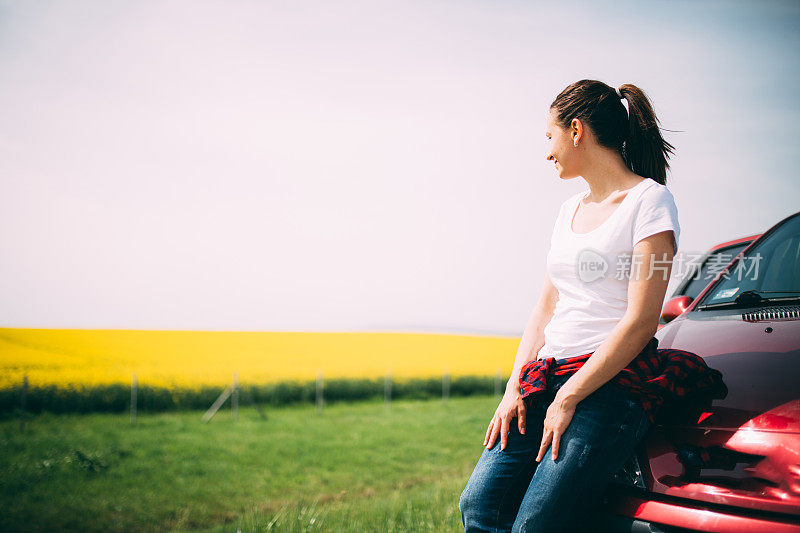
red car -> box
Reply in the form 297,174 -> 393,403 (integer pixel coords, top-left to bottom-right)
593,211 -> 800,532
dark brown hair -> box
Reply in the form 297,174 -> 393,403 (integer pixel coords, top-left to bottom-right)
550,80 -> 675,185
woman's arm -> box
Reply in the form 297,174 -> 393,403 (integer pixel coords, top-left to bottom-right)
506,271 -> 559,394
554,230 -> 675,407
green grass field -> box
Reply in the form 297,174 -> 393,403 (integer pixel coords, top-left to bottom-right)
1,395 -> 500,532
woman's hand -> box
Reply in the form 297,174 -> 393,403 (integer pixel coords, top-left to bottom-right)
535,392 -> 578,462
484,386 -> 527,451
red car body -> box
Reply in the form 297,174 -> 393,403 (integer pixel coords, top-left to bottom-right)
592,212 -> 800,532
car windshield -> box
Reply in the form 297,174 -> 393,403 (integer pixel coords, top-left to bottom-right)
680,242 -> 750,300
696,213 -> 800,308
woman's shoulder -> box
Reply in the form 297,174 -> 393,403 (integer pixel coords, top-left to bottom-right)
630,179 -> 681,250
634,179 -> 677,210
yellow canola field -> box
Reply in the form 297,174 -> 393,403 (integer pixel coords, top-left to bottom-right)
0,328 -> 519,389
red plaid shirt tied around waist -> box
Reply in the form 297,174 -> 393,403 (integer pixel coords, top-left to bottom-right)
518,337 -> 727,424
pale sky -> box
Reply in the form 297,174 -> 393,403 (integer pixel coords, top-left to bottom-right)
1,0 -> 798,335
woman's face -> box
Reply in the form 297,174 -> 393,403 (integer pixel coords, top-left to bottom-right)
545,109 -> 580,180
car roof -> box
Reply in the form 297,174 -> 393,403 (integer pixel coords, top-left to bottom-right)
708,234 -> 762,252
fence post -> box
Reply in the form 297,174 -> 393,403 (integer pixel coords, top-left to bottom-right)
442,369 -> 450,403
232,372 -> 239,421
20,375 -> 27,433
384,370 -> 392,411
316,371 -> 323,413
202,385 -> 233,423
494,369 -> 502,400
131,373 -> 137,426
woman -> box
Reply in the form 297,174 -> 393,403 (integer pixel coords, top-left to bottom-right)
458,80 -> 721,532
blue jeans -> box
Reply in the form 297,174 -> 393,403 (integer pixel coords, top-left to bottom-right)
458,373 -> 651,532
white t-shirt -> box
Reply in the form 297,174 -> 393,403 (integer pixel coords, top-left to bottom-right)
537,178 -> 680,360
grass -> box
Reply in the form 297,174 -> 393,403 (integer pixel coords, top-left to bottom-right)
1,394 -> 501,532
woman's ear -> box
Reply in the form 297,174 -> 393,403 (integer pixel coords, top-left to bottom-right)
570,118 -> 583,145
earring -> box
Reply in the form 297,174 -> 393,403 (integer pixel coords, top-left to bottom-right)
574,141 -> 578,147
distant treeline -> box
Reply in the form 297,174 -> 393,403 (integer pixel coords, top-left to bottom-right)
0,375 -> 506,417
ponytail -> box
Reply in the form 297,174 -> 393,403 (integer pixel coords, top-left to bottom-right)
618,84 -> 674,185
550,80 -> 675,185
